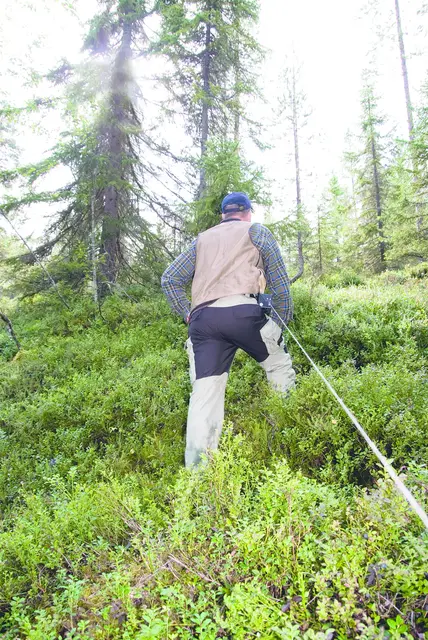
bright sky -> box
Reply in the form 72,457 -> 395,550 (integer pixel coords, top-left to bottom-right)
255,0 -> 427,218
0,0 -> 427,234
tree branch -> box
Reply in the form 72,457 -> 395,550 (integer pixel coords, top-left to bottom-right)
0,311 -> 21,351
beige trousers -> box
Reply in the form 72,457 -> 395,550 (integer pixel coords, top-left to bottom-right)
185,295 -> 295,467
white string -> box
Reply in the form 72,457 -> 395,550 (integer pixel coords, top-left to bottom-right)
0,209 -> 71,310
271,308 -> 428,531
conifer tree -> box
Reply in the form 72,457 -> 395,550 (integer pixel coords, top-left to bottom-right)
347,78 -> 389,272
277,62 -> 311,282
402,91 -> 428,259
189,139 -> 267,234
158,0 -> 261,198
0,0 -> 179,296
382,145 -> 426,264
315,176 -> 351,274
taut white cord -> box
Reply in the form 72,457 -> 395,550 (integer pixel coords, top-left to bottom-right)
271,308 -> 428,531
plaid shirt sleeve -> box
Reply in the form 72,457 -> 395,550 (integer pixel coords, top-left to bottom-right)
161,240 -> 197,320
250,223 -> 293,325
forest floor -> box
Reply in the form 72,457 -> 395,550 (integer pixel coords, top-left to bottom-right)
0,272 -> 427,639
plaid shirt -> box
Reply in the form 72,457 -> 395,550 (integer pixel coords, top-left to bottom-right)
161,221 -> 293,325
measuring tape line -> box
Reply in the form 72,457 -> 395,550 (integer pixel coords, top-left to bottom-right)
270,308 -> 428,531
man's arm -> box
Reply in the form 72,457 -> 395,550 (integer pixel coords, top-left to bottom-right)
161,240 -> 197,321
250,224 -> 293,325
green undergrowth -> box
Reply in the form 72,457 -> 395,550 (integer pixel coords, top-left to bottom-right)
0,442 -> 427,639
0,276 -> 427,638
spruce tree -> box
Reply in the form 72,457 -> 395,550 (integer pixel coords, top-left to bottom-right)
347,78 -> 390,272
401,91 -> 428,260
157,0 -> 261,198
0,0 -> 179,297
382,144 -> 426,265
315,176 -> 352,274
188,139 -> 267,234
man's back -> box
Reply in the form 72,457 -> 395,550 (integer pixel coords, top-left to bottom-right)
162,219 -> 293,326
191,220 -> 264,312
161,192 -> 296,467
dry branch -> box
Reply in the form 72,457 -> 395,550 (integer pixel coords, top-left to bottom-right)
0,311 -> 21,350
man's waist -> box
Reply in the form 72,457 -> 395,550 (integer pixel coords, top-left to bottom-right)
191,294 -> 258,316
208,294 -> 258,308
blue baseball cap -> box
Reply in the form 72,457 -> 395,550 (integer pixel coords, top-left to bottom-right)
221,192 -> 252,214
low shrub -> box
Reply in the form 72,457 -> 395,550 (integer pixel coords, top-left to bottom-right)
405,261 -> 428,279
320,269 -> 366,288
0,277 -> 427,638
291,281 -> 428,370
1,444 -> 426,638
255,361 -> 428,485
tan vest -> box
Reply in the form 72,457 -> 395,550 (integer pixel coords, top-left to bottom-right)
191,221 -> 265,311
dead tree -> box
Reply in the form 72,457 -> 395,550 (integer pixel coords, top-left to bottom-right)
0,311 -> 20,351
279,63 -> 307,283
394,0 -> 414,139
393,0 -> 424,232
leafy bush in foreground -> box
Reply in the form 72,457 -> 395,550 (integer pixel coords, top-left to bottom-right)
291,280 -> 428,370
0,441 -> 427,638
257,361 -> 428,485
0,278 -> 427,637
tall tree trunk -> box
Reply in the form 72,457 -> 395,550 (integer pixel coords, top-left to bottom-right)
99,16 -> 132,287
335,228 -> 341,263
393,0 -> 423,232
90,182 -> 98,304
394,0 -> 414,138
371,136 -> 385,264
198,19 -> 212,199
290,67 -> 304,283
234,103 -> 240,143
234,45 -> 241,144
368,98 -> 385,265
317,209 -> 323,274
292,72 -> 301,212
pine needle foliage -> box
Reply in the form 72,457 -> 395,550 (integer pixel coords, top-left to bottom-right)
157,0 -> 262,196
345,79 -> 390,273
187,139 -> 268,234
1,0 -> 183,298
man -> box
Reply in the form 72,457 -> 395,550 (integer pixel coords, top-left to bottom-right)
161,192 -> 296,467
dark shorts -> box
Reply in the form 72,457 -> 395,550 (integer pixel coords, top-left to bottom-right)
188,303 -> 286,380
